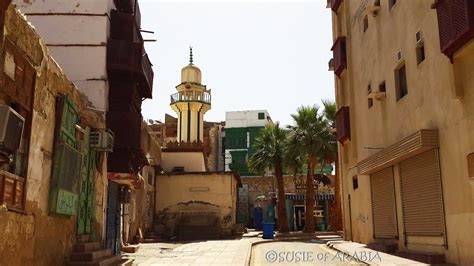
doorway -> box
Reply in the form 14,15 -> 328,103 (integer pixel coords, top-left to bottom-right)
294,205 -> 305,231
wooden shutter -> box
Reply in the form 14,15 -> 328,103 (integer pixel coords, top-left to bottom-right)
400,149 -> 446,238
370,167 -> 398,238
49,96 -> 82,216
336,106 -> 350,143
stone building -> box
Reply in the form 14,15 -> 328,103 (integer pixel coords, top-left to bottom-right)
13,0 -> 156,254
224,110 -> 272,176
0,3 -> 113,265
328,0 -> 474,264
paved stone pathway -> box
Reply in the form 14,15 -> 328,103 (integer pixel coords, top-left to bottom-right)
124,238 -> 259,265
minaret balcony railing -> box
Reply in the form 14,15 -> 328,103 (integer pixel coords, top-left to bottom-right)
170,91 -> 211,105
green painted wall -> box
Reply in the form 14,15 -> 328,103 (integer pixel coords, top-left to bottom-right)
225,127 -> 264,176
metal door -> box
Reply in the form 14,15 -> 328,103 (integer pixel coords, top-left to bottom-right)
78,128 -> 96,235
400,149 -> 446,242
106,181 -> 120,255
370,167 -> 398,238
237,184 -> 249,224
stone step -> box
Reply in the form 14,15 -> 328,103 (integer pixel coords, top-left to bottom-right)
114,258 -> 134,266
70,249 -> 112,262
74,242 -> 102,252
68,255 -> 122,266
77,234 -> 91,243
121,244 -> 140,253
395,250 -> 446,264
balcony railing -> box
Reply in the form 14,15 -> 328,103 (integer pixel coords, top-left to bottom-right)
331,37 -> 347,77
140,52 -> 153,98
433,0 -> 474,60
107,39 -> 154,98
170,91 -> 211,105
336,106 -> 350,144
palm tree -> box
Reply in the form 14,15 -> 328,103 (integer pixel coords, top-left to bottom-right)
321,100 -> 342,230
287,105 -> 331,233
248,122 -> 290,233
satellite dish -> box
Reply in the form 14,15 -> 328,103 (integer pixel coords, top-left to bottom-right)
148,119 -> 154,124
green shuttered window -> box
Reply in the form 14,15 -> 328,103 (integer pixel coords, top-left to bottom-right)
49,96 -> 82,216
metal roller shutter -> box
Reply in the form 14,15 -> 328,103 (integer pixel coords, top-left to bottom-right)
370,167 -> 398,238
400,149 -> 446,237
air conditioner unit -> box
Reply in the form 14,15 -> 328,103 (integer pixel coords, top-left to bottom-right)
364,0 -> 381,17
328,58 -> 334,71
368,91 -> 386,101
0,105 -> 25,155
415,30 -> 423,46
90,129 -> 114,152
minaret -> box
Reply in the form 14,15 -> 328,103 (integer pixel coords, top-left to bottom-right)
170,47 -> 212,143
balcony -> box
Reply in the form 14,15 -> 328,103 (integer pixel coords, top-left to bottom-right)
331,37 -> 347,77
433,0 -> 474,60
170,91 -> 211,105
331,0 -> 343,13
110,9 -> 142,43
107,111 -> 142,150
107,39 -> 153,98
336,106 -> 350,144
108,80 -> 142,112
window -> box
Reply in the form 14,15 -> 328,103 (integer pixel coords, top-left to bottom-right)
389,0 -> 397,10
363,15 -> 369,32
0,40 -> 36,211
416,44 -> 425,65
258,112 -> 265,120
49,95 -> 82,216
395,64 -> 408,100
468,153 -> 474,179
379,81 -> 386,93
368,84 -> 373,108
352,176 -> 358,190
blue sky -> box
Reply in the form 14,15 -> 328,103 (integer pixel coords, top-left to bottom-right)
140,0 -> 334,126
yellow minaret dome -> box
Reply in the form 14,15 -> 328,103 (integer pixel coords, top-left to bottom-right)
170,47 -> 212,143
181,65 -> 202,84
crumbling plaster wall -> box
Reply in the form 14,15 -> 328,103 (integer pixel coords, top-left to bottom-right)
154,173 -> 238,239
0,5 -> 106,266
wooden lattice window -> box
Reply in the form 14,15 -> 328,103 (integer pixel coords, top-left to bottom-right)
0,40 -> 36,211
336,106 -> 351,143
433,0 -> 474,60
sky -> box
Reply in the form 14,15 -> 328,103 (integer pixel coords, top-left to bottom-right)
140,0 -> 334,127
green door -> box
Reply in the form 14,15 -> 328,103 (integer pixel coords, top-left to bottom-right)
78,128 -> 97,235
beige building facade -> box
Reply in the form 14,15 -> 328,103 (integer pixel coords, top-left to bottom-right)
0,4 -> 108,265
155,172 -> 240,239
329,0 -> 474,264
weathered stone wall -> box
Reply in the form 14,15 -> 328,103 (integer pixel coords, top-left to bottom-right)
154,173 -> 238,239
0,5 -> 106,266
241,175 -> 298,206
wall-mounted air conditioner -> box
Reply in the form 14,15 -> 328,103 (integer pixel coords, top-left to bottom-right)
90,129 -> 114,152
364,0 -> 381,17
0,105 -> 25,155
